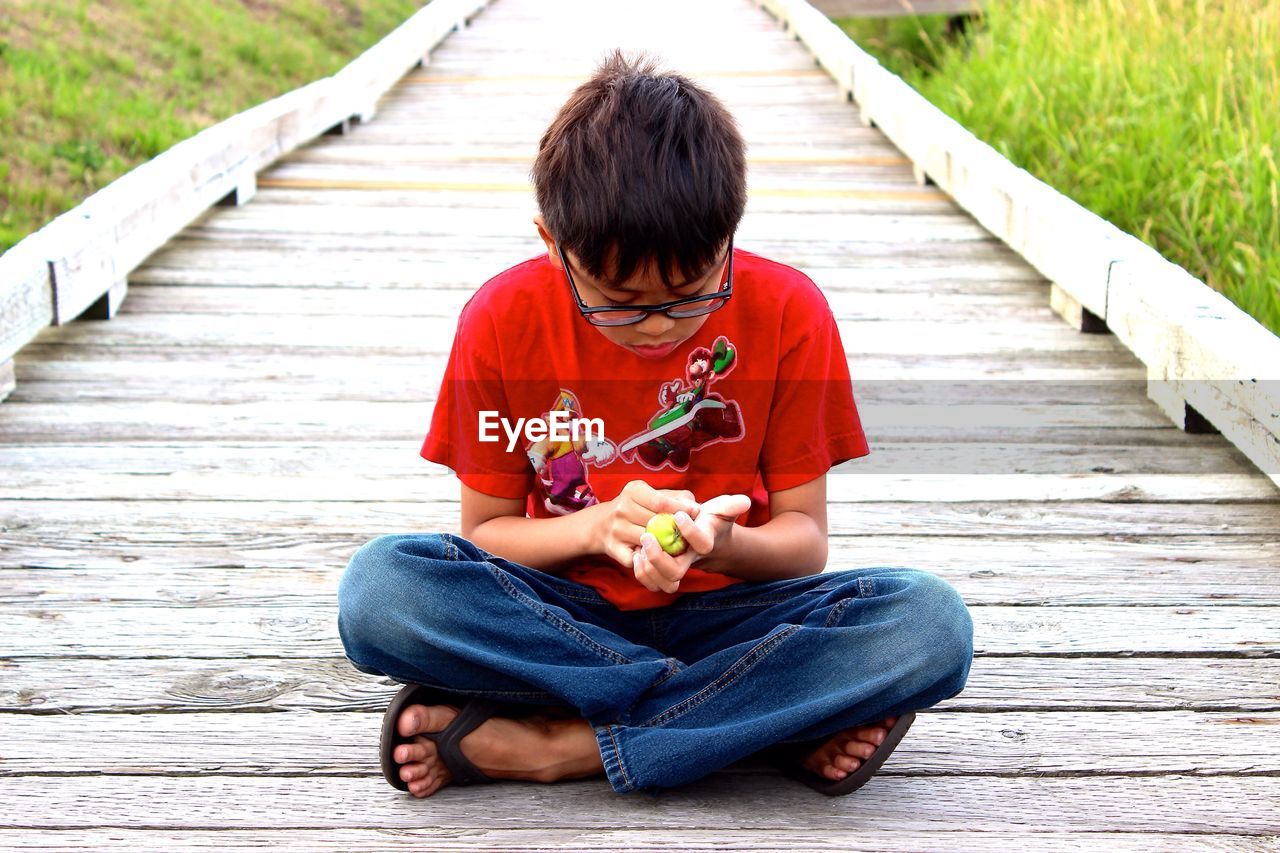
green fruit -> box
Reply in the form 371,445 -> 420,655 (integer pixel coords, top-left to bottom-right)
646,512 -> 687,556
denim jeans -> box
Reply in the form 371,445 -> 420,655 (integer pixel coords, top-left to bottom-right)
337,532 -> 974,796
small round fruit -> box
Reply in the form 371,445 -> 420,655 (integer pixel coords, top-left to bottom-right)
646,512 -> 687,556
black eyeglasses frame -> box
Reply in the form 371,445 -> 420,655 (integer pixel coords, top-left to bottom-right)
556,238 -> 735,327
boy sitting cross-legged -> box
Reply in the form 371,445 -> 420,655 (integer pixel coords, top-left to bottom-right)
337,48 -> 974,799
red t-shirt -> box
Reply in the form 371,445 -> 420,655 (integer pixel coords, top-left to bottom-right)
420,247 -> 870,611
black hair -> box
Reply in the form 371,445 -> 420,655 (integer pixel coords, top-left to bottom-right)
531,48 -> 747,289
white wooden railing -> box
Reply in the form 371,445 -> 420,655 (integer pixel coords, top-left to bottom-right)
760,0 -> 1280,490
0,0 -> 491,399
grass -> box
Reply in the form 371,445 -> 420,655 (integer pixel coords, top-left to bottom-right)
836,0 -> 1280,336
0,0 -> 425,254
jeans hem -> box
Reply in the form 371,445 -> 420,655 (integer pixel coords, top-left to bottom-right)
593,724 -> 636,794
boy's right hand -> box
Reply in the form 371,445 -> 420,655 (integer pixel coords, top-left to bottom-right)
592,480 -> 699,571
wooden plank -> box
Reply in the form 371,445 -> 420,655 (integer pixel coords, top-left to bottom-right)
135,231 -> 1013,257
338,124 -> 902,145
1,444 -> 1271,502
5,498 -> 1278,538
398,71 -> 840,87
24,314 -> 1135,357
0,400 -> 1184,443
245,186 -> 961,215
280,143 -> 912,166
3,710 -> 1277,777
5,656 -> 1277,714
5,536 -> 1280,607
1,774 -> 1277,832
125,246 -> 1043,288
0,432 -> 1257,471
1,829 -> 1273,852
6,500 -> 1280,610
255,163 -> 930,190
12,343 -> 1152,382
0,603 -> 1275,658
373,81 -> 872,111
6,358 -> 1152,404
256,171 -> 940,194
100,284 -> 1054,321
371,79 -> 867,106
177,203 -> 984,240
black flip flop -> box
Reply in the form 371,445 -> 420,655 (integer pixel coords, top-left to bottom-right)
772,711 -> 916,796
379,683 -> 505,791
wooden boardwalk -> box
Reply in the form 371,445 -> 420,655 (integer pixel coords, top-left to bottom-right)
3,0 -> 1279,847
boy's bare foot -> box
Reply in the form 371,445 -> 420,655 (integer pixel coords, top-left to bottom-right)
800,716 -> 899,781
393,703 -> 604,798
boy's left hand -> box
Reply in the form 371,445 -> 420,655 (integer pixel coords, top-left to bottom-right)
632,493 -> 752,594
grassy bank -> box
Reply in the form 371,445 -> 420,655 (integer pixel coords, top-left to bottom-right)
837,0 -> 1280,335
0,0 -> 424,253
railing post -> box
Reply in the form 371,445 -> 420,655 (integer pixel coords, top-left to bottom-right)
217,172 -> 258,206
80,278 -> 129,321
0,359 -> 14,403
1146,371 -> 1219,435
1049,282 -> 1108,333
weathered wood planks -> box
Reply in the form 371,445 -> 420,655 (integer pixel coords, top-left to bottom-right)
4,710 -> 1277,776
2,829 -> 1274,851
1,775 -> 1277,833
6,656 -> 1278,714
2,603 -> 1275,658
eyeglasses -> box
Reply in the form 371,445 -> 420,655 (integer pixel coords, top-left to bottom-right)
557,238 -> 734,327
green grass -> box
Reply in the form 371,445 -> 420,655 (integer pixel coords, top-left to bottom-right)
836,0 -> 1280,335
0,0 -> 425,253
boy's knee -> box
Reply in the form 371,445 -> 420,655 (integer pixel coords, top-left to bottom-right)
337,533 -> 446,624
337,533 -> 453,666
850,569 -> 972,683
903,570 -> 974,684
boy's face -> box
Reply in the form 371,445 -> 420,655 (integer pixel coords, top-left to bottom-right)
534,215 -> 726,360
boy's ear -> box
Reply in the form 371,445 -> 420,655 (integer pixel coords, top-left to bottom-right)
532,215 -> 562,270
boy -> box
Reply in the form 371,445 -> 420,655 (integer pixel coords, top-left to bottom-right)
338,49 -> 973,799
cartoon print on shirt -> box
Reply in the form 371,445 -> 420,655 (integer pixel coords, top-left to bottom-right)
526,388 -> 618,516
618,335 -> 744,471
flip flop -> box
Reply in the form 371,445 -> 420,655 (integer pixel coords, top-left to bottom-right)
379,683 -> 505,791
771,711 -> 916,796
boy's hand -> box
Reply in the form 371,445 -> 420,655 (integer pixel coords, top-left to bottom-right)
593,480 -> 699,571
633,493 -> 752,594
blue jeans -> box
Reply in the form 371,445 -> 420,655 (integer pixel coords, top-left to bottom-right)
337,533 -> 974,796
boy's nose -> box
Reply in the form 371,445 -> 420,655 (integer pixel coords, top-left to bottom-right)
634,311 -> 677,336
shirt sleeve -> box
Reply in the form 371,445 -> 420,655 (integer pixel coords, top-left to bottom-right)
759,308 -> 870,493
419,303 -> 535,500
